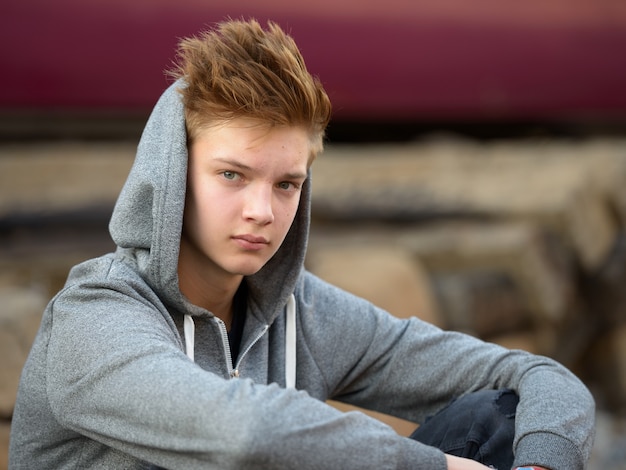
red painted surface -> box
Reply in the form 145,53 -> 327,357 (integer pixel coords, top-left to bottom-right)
2,0 -> 626,122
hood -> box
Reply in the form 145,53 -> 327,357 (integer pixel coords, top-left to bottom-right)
109,80 -> 310,321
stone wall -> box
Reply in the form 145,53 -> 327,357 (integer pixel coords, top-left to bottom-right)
2,137 -> 626,468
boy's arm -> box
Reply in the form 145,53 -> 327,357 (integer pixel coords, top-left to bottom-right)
300,274 -> 594,470
42,288 -> 447,470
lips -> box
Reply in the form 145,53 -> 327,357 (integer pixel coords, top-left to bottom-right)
234,234 -> 268,244
232,234 -> 269,250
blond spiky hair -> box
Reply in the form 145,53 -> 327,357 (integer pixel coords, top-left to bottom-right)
170,18 -> 332,158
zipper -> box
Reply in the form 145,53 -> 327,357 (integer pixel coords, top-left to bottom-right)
214,317 -> 269,379
234,324 -> 270,376
214,318 -> 234,377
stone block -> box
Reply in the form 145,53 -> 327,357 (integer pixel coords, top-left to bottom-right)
488,331 -> 541,354
306,244 -> 443,327
587,324 -> 626,411
309,221 -> 577,355
0,142 -> 133,217
0,420 -> 9,470
0,287 -> 46,418
327,400 -> 417,437
312,139 -> 626,271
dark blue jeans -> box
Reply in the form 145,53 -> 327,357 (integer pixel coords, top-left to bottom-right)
409,389 -> 518,470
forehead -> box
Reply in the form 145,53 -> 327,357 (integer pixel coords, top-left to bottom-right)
189,119 -> 312,171
191,118 -> 317,165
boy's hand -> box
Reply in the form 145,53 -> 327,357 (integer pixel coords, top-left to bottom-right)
444,454 -> 494,469
445,455 -> 550,470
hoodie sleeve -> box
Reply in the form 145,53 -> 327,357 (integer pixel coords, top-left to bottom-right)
296,273 -> 595,470
43,277 -> 447,470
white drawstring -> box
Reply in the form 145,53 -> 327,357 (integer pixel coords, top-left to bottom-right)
183,294 -> 296,389
184,314 -> 195,362
285,294 -> 296,389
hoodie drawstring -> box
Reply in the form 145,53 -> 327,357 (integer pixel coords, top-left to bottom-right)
285,294 -> 296,389
182,294 -> 297,389
184,314 -> 195,361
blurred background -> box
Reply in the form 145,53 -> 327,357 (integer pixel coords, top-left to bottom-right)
2,0 -> 626,468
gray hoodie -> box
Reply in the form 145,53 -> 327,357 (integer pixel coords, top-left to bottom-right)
9,81 -> 595,470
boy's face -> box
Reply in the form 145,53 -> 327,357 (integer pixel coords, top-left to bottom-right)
180,118 -> 311,283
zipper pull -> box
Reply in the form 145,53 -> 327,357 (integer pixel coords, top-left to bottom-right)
230,369 -> 240,378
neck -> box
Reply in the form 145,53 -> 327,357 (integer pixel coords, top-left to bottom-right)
178,241 -> 243,329
181,276 -> 241,328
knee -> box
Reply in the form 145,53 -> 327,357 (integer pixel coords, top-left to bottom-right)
463,388 -> 519,419
410,389 -> 518,470
410,389 -> 519,445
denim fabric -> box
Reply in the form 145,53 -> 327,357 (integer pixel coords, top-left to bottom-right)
409,389 -> 518,470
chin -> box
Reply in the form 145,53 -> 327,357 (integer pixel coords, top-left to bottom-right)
236,268 -> 262,277
229,262 -> 266,277
221,254 -> 273,277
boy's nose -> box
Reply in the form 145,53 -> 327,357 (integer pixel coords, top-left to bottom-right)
242,184 -> 274,225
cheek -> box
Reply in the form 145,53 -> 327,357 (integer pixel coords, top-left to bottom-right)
185,184 -> 220,230
193,179 -> 223,211
278,198 -> 301,229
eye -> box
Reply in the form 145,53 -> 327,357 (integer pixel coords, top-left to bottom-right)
221,171 -> 240,181
277,181 -> 300,191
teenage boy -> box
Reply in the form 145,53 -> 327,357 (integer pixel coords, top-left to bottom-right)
10,19 -> 594,470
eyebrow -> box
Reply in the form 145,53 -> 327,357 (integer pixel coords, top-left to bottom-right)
213,157 -> 307,180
